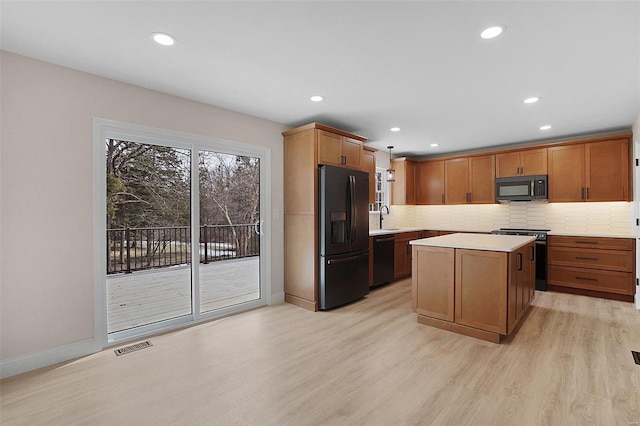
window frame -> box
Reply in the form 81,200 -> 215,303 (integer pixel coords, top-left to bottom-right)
93,118 -> 272,347
369,166 -> 390,213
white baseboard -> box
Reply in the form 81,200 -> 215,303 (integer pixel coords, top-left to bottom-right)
270,291 -> 285,305
0,338 -> 101,379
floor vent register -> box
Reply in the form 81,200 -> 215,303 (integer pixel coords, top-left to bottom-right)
114,341 -> 153,356
633,351 -> 640,366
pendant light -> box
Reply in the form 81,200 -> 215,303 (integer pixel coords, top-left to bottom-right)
386,146 -> 396,182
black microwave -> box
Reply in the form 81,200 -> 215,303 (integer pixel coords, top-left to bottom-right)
495,175 -> 547,201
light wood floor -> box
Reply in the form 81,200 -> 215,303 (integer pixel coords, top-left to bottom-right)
107,257 -> 260,333
2,279 -> 639,425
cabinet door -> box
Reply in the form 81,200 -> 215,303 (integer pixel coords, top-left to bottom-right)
444,157 -> 469,204
455,249 -> 508,334
394,240 -> 408,278
520,148 -> 547,176
416,161 -> 445,204
585,139 -> 629,201
390,159 -> 415,205
469,155 -> 495,203
413,246 -> 455,321
368,237 -> 374,287
342,136 -> 363,170
507,243 -> 535,334
548,144 -> 585,202
405,161 -> 416,205
362,149 -> 376,203
317,130 -> 343,167
495,152 -> 521,178
524,243 -> 536,306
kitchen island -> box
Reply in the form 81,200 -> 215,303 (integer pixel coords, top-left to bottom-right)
410,233 -> 536,343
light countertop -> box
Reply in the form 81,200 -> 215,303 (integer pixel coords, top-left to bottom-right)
369,227 -> 429,236
409,233 -> 536,252
369,227 -> 494,236
369,228 -> 635,239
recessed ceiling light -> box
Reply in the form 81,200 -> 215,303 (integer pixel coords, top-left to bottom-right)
540,125 -> 552,130
151,32 -> 176,46
524,97 -> 540,104
310,95 -> 324,102
480,25 -> 505,39
430,143 -> 439,147
390,127 -> 401,132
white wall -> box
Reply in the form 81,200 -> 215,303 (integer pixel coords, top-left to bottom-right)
0,51 -> 287,369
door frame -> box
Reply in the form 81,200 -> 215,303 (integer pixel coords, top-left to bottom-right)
93,118 -> 272,347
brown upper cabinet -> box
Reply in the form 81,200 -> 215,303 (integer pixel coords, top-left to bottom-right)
362,146 -> 377,204
444,155 -> 495,204
317,129 -> 363,170
390,158 -> 416,205
548,138 -> 630,202
495,148 -> 547,178
416,160 -> 445,205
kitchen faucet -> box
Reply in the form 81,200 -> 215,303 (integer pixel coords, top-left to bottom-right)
379,205 -> 390,229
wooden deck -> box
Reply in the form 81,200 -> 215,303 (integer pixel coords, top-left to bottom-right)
107,257 -> 259,333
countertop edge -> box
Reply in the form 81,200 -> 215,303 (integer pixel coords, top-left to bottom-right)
410,233 -> 536,252
369,227 -> 635,239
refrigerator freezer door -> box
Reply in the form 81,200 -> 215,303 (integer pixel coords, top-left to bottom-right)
319,251 -> 369,310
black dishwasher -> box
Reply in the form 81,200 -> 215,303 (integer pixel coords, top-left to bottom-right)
373,234 -> 395,287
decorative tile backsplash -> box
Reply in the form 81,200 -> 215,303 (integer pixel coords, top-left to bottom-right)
371,202 -> 635,236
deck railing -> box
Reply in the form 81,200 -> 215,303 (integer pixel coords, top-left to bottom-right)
107,224 -> 260,274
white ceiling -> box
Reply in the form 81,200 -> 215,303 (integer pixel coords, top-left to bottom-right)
2,1 -> 639,157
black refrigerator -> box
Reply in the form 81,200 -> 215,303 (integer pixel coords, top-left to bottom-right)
319,165 -> 370,310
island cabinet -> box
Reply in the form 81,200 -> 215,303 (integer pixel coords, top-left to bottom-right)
416,160 -> 445,205
444,155 -> 495,204
547,235 -> 635,302
411,233 -> 536,343
548,137 -> 631,202
390,158 -> 416,205
362,146 -> 377,204
495,148 -> 547,178
282,122 -> 367,311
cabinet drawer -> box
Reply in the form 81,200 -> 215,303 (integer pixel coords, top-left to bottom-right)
547,247 -> 633,272
396,231 -> 420,242
548,265 -> 634,295
548,235 -> 633,251
420,230 -> 439,238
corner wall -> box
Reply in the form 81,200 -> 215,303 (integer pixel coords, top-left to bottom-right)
0,51 -> 287,374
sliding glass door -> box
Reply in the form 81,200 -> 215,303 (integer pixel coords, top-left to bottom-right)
198,150 -> 261,313
106,140 -> 192,334
98,122 -> 268,344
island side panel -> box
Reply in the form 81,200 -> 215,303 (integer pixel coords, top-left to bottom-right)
454,249 -> 508,335
412,246 -> 455,321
